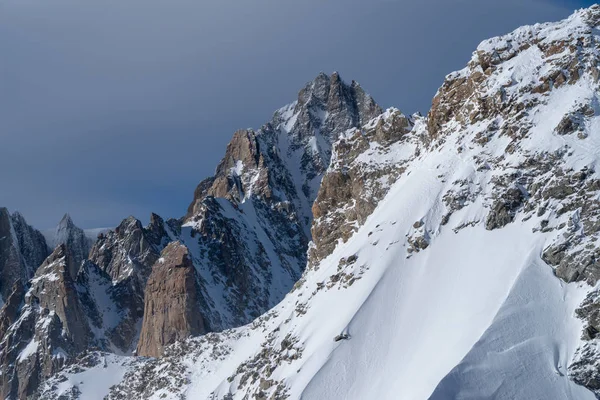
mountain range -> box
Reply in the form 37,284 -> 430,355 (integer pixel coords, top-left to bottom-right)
2,5 -> 600,399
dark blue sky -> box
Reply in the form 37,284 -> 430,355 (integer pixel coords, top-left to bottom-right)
0,0 -> 592,229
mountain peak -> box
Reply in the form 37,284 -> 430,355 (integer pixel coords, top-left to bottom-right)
58,213 -> 74,228
581,4 -> 600,26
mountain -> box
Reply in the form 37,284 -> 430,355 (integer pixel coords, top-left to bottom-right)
0,72 -> 380,398
41,214 -> 109,270
182,71 -> 382,329
3,5 -> 600,399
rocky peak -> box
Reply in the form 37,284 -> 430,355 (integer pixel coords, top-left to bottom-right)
58,213 -> 74,229
179,73 -> 382,332
47,213 -> 91,278
187,72 -> 382,223
136,242 -> 206,357
146,212 -> 173,247
0,244 -> 92,399
91,215 -> 161,284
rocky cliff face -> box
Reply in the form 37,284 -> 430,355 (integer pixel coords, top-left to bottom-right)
83,214 -> 175,353
0,208 -> 48,304
10,212 -> 49,277
0,245 -> 92,399
309,108 -> 418,264
0,208 -> 28,304
136,242 -> 206,357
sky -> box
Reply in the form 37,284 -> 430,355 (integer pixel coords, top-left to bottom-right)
0,0 -> 593,229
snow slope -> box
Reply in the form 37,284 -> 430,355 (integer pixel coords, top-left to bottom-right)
430,258 -> 593,400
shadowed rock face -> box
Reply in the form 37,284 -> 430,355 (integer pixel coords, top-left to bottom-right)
0,208 -> 49,304
137,242 -> 206,357
29,245 -> 92,350
51,214 -> 92,279
89,216 -> 162,285
10,212 -> 49,276
0,208 -> 26,302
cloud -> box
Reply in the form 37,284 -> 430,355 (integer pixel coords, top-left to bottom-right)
0,0 -> 578,228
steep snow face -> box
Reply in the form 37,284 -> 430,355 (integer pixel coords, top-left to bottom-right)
429,258 -> 590,400
424,4 -> 600,394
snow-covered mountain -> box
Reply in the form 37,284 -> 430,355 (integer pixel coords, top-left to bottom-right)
0,71 -> 380,398
3,5 -> 600,399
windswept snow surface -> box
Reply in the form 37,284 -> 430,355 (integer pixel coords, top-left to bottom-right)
297,165 -> 593,399
429,258 -> 594,400
53,355 -> 129,400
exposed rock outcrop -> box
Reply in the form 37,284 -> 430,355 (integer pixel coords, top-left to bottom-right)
0,208 -> 28,303
136,242 -> 206,357
10,212 -> 49,276
309,108 -> 418,264
86,214 -> 174,352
